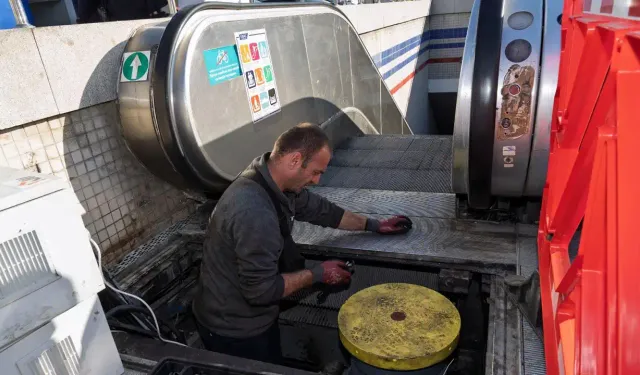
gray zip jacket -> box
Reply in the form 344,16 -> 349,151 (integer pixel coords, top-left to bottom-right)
192,153 -> 345,338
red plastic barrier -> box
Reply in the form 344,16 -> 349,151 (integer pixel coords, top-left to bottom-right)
538,1 -> 640,374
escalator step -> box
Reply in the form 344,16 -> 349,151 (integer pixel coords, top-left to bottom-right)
308,187 -> 456,219
325,135 -> 453,193
293,216 -> 517,271
329,149 -> 452,171
336,135 -> 451,152
318,167 -> 452,193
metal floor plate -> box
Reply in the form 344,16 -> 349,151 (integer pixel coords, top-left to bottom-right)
293,216 -> 517,272
309,187 -> 456,219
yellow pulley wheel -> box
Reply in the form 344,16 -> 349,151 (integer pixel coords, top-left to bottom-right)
338,283 -> 461,371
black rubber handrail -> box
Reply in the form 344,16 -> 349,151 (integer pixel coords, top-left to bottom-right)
467,0 -> 503,209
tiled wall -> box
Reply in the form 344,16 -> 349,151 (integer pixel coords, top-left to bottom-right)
428,13 -> 470,79
0,102 -> 196,266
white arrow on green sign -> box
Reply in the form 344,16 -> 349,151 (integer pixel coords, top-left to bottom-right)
121,51 -> 151,82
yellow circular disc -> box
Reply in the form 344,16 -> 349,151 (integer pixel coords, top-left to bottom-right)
338,283 -> 461,371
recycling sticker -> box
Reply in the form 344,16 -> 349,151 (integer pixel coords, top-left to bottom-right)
121,51 -> 151,82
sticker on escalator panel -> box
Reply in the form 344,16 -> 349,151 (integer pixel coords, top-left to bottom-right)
202,45 -> 242,86
251,95 -> 261,113
121,51 -> 151,82
246,71 -> 256,89
503,156 -> 515,168
502,146 -> 516,156
268,88 -> 277,105
235,28 -> 282,123
255,68 -> 265,86
496,64 -> 535,140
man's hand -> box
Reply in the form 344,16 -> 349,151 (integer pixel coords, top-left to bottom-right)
311,260 -> 352,285
366,215 -> 413,235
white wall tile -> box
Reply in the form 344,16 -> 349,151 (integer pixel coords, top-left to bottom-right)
0,101 -> 195,265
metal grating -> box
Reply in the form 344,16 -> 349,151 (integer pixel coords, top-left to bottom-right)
279,305 -> 339,328
319,167 -> 453,193
280,262 -> 438,328
0,231 -> 56,300
517,236 -> 538,279
399,151 -> 426,169
374,136 -> 414,151
358,150 -> 405,168
293,216 -> 517,268
107,214 -> 198,277
417,138 -> 453,171
329,150 -> 373,167
307,187 -> 456,219
336,136 -> 382,150
523,319 -> 546,375
26,337 -> 81,375
287,261 -> 439,310
320,135 -> 455,193
407,135 -> 452,152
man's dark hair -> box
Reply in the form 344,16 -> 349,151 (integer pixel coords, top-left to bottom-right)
272,123 -> 330,167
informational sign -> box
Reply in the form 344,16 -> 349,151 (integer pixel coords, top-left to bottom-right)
235,29 -> 281,122
203,45 -> 242,86
502,145 -> 516,168
121,51 -> 151,82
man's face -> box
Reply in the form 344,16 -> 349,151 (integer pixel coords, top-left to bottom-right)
286,146 -> 331,193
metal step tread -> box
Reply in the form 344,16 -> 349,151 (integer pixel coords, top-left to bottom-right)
318,166 -> 452,193
321,135 -> 453,193
308,187 -> 456,219
336,134 -> 452,152
293,215 -> 518,272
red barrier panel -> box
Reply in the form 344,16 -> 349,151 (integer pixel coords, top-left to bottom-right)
538,1 -> 640,374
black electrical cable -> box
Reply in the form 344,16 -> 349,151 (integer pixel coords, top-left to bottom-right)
107,319 -> 160,339
106,304 -> 185,343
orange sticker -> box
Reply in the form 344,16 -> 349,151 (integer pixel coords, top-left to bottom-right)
255,68 -> 265,85
251,95 -> 261,113
239,44 -> 251,63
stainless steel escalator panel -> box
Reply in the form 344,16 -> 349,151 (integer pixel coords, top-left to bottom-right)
452,0 -> 480,195
524,0 -> 563,197
491,0 -> 544,197
117,3 -> 407,194
116,22 -> 192,190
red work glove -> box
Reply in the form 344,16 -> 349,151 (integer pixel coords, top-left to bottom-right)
366,216 -> 413,235
311,260 -> 352,285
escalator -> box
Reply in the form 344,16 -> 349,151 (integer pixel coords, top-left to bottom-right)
113,1 -> 561,374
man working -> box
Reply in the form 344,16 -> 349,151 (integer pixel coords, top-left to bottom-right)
192,123 -> 412,363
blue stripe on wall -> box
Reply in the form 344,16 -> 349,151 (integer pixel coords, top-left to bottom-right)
372,27 -> 467,69
380,42 -> 466,80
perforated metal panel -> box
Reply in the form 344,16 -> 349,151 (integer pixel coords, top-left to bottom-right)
24,337 -> 80,375
0,231 -> 57,304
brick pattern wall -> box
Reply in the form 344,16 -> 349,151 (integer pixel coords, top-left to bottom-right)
0,102 -> 196,266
